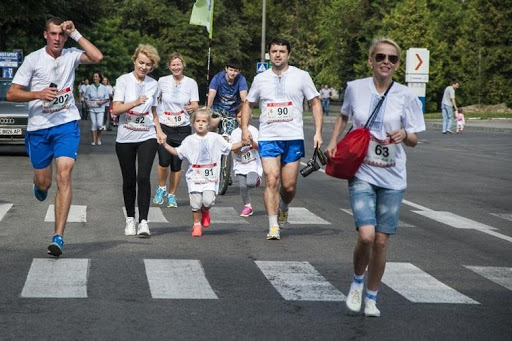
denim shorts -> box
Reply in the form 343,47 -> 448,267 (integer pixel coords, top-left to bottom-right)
258,140 -> 305,164
25,120 -> 80,169
348,177 -> 404,235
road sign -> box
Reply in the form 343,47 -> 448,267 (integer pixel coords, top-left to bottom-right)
0,51 -> 20,68
256,62 -> 268,73
2,67 -> 14,79
405,48 -> 429,83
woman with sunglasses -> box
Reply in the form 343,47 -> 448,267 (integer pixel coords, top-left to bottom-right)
325,37 -> 425,317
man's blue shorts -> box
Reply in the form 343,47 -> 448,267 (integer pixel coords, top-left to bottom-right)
25,120 -> 80,169
258,140 -> 305,164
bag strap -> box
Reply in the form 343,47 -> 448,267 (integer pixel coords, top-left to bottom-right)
364,80 -> 394,129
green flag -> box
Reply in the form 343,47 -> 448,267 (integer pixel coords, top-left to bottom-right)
189,0 -> 215,39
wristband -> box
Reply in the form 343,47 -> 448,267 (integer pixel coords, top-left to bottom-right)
70,30 -> 83,42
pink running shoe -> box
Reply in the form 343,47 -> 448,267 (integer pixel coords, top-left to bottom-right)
201,210 -> 211,228
192,224 -> 202,237
240,206 -> 254,217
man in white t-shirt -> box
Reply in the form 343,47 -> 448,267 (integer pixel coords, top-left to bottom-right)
441,80 -> 460,134
7,17 -> 103,257
241,37 -> 323,240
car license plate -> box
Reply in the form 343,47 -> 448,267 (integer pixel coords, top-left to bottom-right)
0,128 -> 22,135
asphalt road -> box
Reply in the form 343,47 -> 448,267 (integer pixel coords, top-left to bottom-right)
0,119 -> 511,340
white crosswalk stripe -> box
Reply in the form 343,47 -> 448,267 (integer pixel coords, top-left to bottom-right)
144,259 -> 218,299
21,258 -> 89,298
382,262 -> 479,304
286,207 -> 331,225
44,205 -> 87,222
0,203 -> 13,221
255,261 -> 345,301
122,207 -> 168,223
465,266 -> 512,291
490,213 -> 512,222
210,207 -> 249,224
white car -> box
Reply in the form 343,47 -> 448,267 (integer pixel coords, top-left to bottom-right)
0,79 -> 28,145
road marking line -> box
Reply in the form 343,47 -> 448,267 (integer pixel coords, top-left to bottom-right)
0,203 -> 13,221
210,207 -> 249,224
402,199 -> 434,212
144,259 -> 218,299
287,207 -> 331,225
490,213 -> 512,222
382,262 -> 478,304
123,207 -> 168,223
255,261 -> 345,301
465,266 -> 512,291
21,258 -> 89,298
341,208 -> 414,227
45,205 -> 87,222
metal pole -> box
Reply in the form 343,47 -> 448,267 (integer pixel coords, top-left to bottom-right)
261,0 -> 266,62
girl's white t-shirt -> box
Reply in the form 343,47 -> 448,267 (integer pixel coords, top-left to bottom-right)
230,125 -> 263,176
247,66 -> 319,141
85,83 -> 110,113
157,75 -> 199,127
113,72 -> 159,143
11,47 -> 83,131
341,77 -> 426,190
176,132 -> 232,194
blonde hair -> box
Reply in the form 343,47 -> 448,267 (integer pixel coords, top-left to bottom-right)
368,37 -> 401,59
192,106 -> 212,122
132,44 -> 161,69
168,52 -> 186,68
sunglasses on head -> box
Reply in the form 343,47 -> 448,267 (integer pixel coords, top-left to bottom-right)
375,53 -> 399,64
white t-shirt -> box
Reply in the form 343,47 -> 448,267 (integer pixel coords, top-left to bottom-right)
79,84 -> 89,100
85,83 -> 110,113
230,125 -> 263,176
341,77 -> 426,190
176,132 -> 232,194
12,47 -> 83,131
247,66 -> 319,141
157,75 -> 199,127
113,72 -> 159,143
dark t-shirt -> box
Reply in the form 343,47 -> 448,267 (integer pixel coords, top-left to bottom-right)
209,71 -> 248,115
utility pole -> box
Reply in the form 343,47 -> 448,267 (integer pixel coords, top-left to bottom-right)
261,0 -> 266,62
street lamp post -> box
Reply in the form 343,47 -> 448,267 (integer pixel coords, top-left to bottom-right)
261,0 -> 266,62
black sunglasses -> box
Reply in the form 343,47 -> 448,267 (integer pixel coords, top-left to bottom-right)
375,53 -> 399,64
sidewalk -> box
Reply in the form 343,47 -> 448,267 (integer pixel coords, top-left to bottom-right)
308,115 -> 512,133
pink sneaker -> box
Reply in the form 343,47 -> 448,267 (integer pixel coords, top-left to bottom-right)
201,210 -> 211,228
240,206 -> 253,217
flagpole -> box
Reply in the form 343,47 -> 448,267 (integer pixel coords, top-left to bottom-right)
206,38 -> 212,104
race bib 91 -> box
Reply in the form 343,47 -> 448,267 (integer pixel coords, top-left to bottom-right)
192,163 -> 219,184
42,87 -> 72,114
364,135 -> 397,168
266,101 -> 293,122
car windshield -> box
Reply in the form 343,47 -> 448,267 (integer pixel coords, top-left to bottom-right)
0,80 -> 11,101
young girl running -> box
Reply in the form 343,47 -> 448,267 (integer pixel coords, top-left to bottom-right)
162,107 -> 244,237
230,107 -> 262,217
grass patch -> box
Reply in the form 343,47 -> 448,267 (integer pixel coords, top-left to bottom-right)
423,112 -> 512,119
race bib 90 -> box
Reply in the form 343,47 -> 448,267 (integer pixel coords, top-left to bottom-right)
266,101 -> 293,122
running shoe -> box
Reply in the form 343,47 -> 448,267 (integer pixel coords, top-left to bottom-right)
48,235 -> 64,257
346,287 -> 363,315
153,186 -> 167,205
201,210 -> 211,228
240,206 -> 253,217
167,194 -> 178,208
364,298 -> 381,317
124,217 -> 137,236
192,224 -> 202,237
97,140 -> 102,145
278,209 -> 288,229
33,184 -> 48,202
91,142 -> 96,146
266,225 -> 280,240
137,219 -> 150,237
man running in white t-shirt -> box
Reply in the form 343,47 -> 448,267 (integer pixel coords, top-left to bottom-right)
241,37 -> 323,240
7,17 -> 103,256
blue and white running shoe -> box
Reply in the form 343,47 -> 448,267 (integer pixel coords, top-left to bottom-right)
48,235 -> 64,257
153,186 -> 167,205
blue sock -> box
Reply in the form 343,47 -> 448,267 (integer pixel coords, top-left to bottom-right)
366,289 -> 378,301
351,273 -> 365,290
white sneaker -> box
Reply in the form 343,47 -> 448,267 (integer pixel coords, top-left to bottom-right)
345,287 -> 363,315
266,225 -> 280,240
137,219 -> 150,237
124,217 -> 136,236
364,298 -> 381,317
